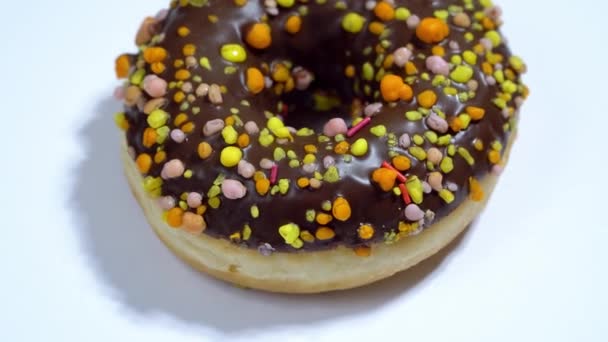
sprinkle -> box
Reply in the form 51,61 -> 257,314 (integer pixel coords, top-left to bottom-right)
450,65 -> 474,83
323,118 -> 348,137
440,156 -> 454,173
405,204 -> 425,221
147,109 -> 169,129
203,118 -> 225,136
220,44 -> 247,63
372,167 -> 398,191
416,17 -> 450,44
323,166 -> 340,183
393,47 -> 412,67
315,227 -> 336,240
439,189 -> 455,203
270,164 -> 279,184
166,208 -> 184,228
222,179 -> 247,200
332,197 -> 352,221
285,15 -> 302,34
182,212 -> 206,235
255,178 -> 270,195
380,74 -> 413,102
351,138 -> 369,157
398,183 -> 412,204
245,23 -> 272,49
381,161 -> 406,183
342,12 -> 366,33
246,67 -> 265,94
161,159 -> 185,179
358,225 -> 375,240
347,117 -> 371,137
469,177 -> 485,202
220,146 -> 243,167
221,125 -> 238,144
354,246 -> 372,257
418,90 -> 438,108
405,176 -> 424,204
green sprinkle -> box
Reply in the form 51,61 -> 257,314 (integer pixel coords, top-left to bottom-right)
323,166 -> 340,183
250,205 -> 260,218
220,44 -> 247,63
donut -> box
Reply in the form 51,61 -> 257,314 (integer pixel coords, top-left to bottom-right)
113,0 -> 528,293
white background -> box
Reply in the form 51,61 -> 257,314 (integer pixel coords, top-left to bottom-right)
1,0 -> 606,341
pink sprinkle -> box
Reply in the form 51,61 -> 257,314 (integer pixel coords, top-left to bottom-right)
161,159 -> 185,179
347,117 -> 371,138
143,75 -> 168,98
399,183 -> 412,205
113,86 -> 125,100
158,196 -> 176,210
170,129 -> 186,143
186,193 -> 203,208
270,165 -> 279,184
323,118 -> 348,137
426,56 -> 450,76
221,179 -> 247,200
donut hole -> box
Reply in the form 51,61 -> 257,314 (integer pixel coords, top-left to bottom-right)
280,56 -> 366,132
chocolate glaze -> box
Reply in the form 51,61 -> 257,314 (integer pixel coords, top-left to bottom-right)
121,0 -> 526,252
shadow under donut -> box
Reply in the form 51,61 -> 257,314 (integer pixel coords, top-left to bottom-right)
70,95 -> 475,334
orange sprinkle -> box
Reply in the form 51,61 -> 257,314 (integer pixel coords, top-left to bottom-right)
115,54 -> 131,79
245,23 -> 272,49
383,54 -> 395,69
151,62 -> 166,75
198,142 -> 213,159
173,91 -> 186,103
246,67 -> 265,94
369,21 -> 386,35
143,47 -> 168,64
175,69 -> 191,81
380,74 -> 413,102
372,168 -> 398,192
181,121 -> 195,133
332,197 -> 352,222
358,225 -> 375,240
405,61 -> 418,75
482,62 -> 493,75
136,154 -> 152,174
174,113 -> 189,127
488,150 -> 501,164
166,208 -> 184,228
481,17 -> 496,30
304,144 -> 318,154
316,213 -> 333,225
354,246 -> 372,257
469,177 -> 485,202
285,15 -> 302,34
182,44 -> 196,56
374,1 -> 395,22
177,26 -> 191,37
142,128 -> 158,148
297,177 -> 310,188
154,151 -> 167,164
431,45 -> 445,56
345,65 -> 356,78
196,205 -> 207,216
225,116 -> 235,126
237,133 -> 250,148
174,59 -> 185,68
315,227 -> 336,241
415,17 -> 450,44
466,106 -> 486,120
450,117 -> 463,132
334,141 -> 350,154
392,155 -> 411,171
417,90 -> 438,108
255,179 -> 270,195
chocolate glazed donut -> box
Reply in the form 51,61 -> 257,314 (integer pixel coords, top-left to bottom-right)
114,0 -> 528,292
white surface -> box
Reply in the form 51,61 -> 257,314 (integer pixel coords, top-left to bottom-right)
1,0 -> 606,341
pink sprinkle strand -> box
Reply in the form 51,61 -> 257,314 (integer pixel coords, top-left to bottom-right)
399,183 -> 412,205
346,117 -> 371,138
381,161 -> 406,183
270,165 -> 279,184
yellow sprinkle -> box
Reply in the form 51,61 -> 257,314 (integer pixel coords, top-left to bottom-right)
351,138 -> 369,157
220,146 -> 243,167
221,125 -> 238,144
